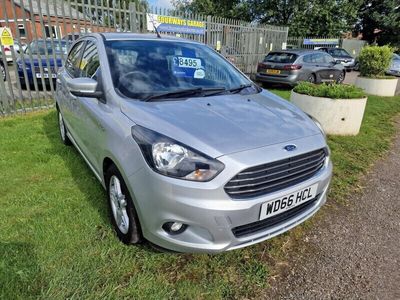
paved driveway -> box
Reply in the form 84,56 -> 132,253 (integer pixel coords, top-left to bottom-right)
266,117 -> 400,299
344,71 -> 400,95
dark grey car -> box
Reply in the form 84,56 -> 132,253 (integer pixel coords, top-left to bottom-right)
256,50 -> 345,87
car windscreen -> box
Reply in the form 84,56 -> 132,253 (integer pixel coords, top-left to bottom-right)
105,40 -> 252,100
26,40 -> 68,55
263,52 -> 298,63
327,48 -> 351,57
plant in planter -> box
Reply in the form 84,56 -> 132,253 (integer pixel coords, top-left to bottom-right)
355,45 -> 398,96
290,82 -> 367,136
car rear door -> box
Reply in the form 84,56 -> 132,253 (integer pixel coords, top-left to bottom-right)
313,53 -> 337,82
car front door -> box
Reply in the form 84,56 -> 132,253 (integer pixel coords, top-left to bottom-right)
57,40 -> 85,142
69,38 -> 106,174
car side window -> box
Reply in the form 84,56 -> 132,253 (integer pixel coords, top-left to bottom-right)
313,53 -> 325,64
323,54 -> 334,64
80,40 -> 100,79
303,54 -> 313,63
65,41 -> 84,78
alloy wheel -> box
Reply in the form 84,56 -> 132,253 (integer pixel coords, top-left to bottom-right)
58,112 -> 66,141
109,175 -> 130,234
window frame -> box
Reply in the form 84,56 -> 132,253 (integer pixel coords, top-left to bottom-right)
80,39 -> 100,79
65,40 -> 86,78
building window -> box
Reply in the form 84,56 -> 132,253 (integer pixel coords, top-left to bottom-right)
18,24 -> 26,37
45,25 -> 59,38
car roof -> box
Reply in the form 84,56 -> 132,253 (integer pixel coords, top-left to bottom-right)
268,49 -> 321,55
89,32 -> 199,44
320,47 -> 343,50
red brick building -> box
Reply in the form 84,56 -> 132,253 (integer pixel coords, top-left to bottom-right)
0,0 -> 100,43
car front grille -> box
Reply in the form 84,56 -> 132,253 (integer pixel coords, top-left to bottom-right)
232,194 -> 320,238
224,148 -> 327,198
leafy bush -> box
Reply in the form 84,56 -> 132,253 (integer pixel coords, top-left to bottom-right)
358,45 -> 394,77
293,82 -> 366,99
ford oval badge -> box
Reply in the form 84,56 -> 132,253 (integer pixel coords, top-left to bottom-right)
284,144 -> 297,151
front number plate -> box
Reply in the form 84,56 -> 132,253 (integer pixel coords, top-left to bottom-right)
260,183 -> 318,220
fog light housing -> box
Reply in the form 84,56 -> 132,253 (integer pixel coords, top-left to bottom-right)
162,222 -> 187,235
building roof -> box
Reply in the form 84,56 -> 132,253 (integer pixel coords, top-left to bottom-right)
15,0 -> 84,19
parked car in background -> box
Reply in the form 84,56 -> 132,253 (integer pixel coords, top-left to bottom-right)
16,39 -> 68,88
318,47 -> 355,71
386,53 -> 400,77
62,33 -> 81,41
56,33 -> 332,253
256,50 -> 345,86
0,52 -> 6,81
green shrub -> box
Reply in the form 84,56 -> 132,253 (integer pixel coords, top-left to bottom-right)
358,45 -> 393,77
293,82 -> 366,99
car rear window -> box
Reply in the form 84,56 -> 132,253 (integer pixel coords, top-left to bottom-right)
263,52 -> 298,63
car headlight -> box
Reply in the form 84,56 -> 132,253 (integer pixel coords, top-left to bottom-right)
131,125 -> 225,181
307,114 -> 326,139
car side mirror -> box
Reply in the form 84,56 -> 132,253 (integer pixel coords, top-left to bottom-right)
66,77 -> 103,98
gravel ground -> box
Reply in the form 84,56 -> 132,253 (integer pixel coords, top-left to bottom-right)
265,118 -> 400,299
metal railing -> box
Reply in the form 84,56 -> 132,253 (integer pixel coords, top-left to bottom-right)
0,0 -> 289,115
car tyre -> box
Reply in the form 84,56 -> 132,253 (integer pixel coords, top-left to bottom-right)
307,73 -> 316,83
58,110 -> 72,146
106,164 -> 143,245
337,71 -> 345,84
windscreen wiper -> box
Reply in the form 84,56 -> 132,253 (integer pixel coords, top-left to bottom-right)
227,83 -> 255,94
143,87 -> 226,102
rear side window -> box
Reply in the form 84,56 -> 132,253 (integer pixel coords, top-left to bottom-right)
80,41 -> 100,78
303,53 -> 325,64
65,41 -> 84,78
264,52 -> 298,63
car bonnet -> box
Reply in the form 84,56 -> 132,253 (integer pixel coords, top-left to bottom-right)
120,90 -> 321,158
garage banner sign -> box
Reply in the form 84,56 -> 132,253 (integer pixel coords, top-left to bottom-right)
303,38 -> 339,45
146,14 -> 205,35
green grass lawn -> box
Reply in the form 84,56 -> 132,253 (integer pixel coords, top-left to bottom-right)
1,90 -> 400,299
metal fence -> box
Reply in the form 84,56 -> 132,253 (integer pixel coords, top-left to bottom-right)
0,0 -> 288,115
286,36 -> 342,50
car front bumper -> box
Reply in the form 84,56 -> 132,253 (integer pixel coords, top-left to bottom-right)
127,134 -> 332,253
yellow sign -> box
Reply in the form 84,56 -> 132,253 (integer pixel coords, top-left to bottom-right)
0,27 -> 14,46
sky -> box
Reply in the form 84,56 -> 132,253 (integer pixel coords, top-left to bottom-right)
148,0 -> 174,9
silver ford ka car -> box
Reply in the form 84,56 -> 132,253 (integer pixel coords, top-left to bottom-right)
55,33 -> 332,253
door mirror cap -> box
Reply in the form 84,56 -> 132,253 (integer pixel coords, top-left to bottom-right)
67,77 -> 103,98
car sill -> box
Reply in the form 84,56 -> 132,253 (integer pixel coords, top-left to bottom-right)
66,132 -> 103,183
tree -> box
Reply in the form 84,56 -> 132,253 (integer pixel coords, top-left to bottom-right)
173,0 -> 362,36
244,0 -> 362,36
356,0 -> 400,47
172,0 -> 252,21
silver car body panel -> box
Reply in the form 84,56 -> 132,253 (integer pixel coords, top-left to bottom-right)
56,33 -> 333,253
